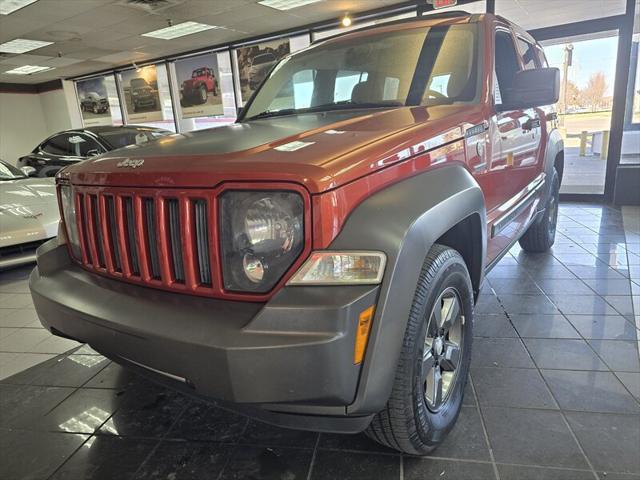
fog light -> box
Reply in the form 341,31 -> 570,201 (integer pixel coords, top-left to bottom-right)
243,253 -> 265,283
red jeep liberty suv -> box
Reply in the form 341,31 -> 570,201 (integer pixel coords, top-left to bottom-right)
30,12 -> 563,455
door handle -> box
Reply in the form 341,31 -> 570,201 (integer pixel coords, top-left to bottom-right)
522,118 -> 541,131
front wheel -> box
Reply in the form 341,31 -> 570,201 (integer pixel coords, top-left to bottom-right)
365,244 -> 473,455
519,168 -> 560,252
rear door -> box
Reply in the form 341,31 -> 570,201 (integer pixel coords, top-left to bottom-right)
484,27 -> 545,263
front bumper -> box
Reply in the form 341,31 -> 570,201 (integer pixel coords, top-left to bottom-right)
30,239 -> 379,432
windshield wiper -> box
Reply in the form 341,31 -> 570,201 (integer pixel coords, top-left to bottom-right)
244,100 -> 403,122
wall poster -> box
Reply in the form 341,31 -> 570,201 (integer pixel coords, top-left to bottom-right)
76,76 -> 112,126
120,65 -> 163,123
175,53 -> 223,119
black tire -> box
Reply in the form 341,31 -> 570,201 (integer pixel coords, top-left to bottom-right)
365,244 -> 473,455
92,103 -> 99,114
198,85 -> 207,104
519,168 -> 560,253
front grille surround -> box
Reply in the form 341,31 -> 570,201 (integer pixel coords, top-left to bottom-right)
63,184 -> 311,301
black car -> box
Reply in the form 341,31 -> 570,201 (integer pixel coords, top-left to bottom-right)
80,92 -> 109,114
130,78 -> 158,112
17,126 -> 172,177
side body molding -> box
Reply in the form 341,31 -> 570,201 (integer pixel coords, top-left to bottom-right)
328,163 -> 487,415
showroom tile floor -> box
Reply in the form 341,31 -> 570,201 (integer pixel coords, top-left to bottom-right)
1,203 -> 639,480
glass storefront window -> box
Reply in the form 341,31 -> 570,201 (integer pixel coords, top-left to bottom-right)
621,21 -> 640,166
76,74 -> 122,127
541,33 -> 620,194
171,51 -> 237,132
117,64 -> 176,132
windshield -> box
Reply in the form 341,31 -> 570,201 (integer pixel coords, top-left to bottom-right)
0,161 -> 26,181
243,24 -> 479,121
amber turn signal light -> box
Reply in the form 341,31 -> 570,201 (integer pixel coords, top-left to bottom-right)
354,305 -> 375,364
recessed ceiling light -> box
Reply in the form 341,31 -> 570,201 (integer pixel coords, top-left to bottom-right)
0,38 -> 53,54
4,65 -> 53,74
258,0 -> 322,10
0,0 -> 39,15
141,21 -> 219,40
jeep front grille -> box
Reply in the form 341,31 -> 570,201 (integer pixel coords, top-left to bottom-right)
72,187 -> 220,297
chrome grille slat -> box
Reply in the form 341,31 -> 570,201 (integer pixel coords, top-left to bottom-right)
105,196 -> 121,272
144,198 -> 161,279
124,198 -> 140,275
194,200 -> 211,285
167,199 -> 184,282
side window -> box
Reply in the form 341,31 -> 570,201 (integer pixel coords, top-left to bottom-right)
268,69 -> 316,111
41,134 -> 73,156
75,135 -> 104,157
517,38 -> 541,70
535,46 -> 549,67
335,70 -> 368,102
494,31 -> 521,103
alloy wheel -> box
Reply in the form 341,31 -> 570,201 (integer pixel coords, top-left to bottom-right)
422,287 -> 464,412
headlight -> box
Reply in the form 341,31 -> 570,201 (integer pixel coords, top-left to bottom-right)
219,191 -> 304,293
288,252 -> 386,285
59,185 -> 82,259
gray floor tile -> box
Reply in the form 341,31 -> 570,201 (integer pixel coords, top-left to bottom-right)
584,278 -> 634,295
471,338 -> 535,368
498,464 -> 595,480
495,295 -> 559,315
482,407 -> 589,468
616,372 -> 640,400
566,412 -> 640,474
510,314 -> 580,339
0,308 -> 40,328
523,338 -> 609,371
404,458 -> 495,480
0,353 -> 57,380
588,340 -> 640,372
489,277 -> 543,294
567,315 -> 639,340
0,293 -> 34,308
471,367 -> 557,409
534,278 -> 595,295
547,295 -> 621,316
310,450 -> 398,480
474,314 -> 519,338
541,369 -> 640,414
603,296 -> 637,316
0,328 -> 51,353
430,406 -> 491,461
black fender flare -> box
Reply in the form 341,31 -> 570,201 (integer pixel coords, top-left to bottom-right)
541,127 -> 564,203
327,163 -> 487,415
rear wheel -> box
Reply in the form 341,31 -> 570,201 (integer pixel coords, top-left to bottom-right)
365,244 -> 473,455
519,168 -> 560,252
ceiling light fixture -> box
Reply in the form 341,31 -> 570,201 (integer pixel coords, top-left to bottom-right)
341,14 -> 352,27
0,38 -> 53,54
4,65 -> 54,75
0,0 -> 39,15
141,21 -> 218,40
258,0 -> 322,11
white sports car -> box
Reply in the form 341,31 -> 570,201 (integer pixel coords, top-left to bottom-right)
0,160 -> 59,269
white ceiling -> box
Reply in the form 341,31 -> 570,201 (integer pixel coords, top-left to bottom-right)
0,0 -> 636,85
0,0 -> 411,84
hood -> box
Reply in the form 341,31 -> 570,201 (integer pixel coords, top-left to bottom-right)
0,177 -> 59,248
62,105 -> 480,193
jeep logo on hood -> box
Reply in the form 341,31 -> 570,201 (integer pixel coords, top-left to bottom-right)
116,158 -> 145,169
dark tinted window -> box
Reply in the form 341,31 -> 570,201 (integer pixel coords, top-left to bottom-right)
517,38 -> 540,70
99,129 -> 169,148
41,134 -> 74,156
73,134 -> 104,156
494,31 -> 521,102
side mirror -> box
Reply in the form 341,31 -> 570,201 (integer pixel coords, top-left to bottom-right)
498,67 -> 560,111
20,166 -> 36,177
